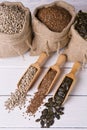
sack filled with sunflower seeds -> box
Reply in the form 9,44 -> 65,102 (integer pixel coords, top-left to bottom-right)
0,2 -> 32,58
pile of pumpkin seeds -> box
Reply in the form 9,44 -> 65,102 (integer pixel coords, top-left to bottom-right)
0,3 -> 25,34
36,76 -> 73,128
5,66 -> 37,111
36,97 -> 64,128
75,10 -> 87,39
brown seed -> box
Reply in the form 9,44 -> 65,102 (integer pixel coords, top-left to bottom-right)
36,5 -> 72,32
26,69 -> 57,114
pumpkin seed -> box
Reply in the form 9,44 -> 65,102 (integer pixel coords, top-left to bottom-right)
75,10 -> 87,39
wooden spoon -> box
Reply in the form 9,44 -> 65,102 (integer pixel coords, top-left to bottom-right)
54,61 -> 81,105
17,52 -> 48,92
38,54 -> 67,95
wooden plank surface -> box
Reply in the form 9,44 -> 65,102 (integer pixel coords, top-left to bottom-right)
0,96 -> 87,128
0,0 -> 87,130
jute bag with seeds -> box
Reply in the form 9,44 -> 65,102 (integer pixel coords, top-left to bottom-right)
0,2 -> 32,58
64,11 -> 87,64
30,1 -> 76,55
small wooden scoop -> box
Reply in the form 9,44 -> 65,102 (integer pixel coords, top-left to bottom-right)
38,54 -> 67,95
54,62 -> 81,105
17,52 -> 48,92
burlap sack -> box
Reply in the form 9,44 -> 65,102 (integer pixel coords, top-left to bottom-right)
30,1 -> 76,56
0,2 -> 32,58
64,25 -> 87,64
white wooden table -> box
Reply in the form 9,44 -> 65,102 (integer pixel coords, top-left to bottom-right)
0,0 -> 87,130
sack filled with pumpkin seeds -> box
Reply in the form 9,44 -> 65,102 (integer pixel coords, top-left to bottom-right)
30,1 -> 76,55
0,2 -> 32,58
64,11 -> 87,64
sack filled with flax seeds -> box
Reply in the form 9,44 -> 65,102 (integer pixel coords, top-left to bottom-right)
30,1 -> 76,55
64,11 -> 87,64
0,2 -> 32,58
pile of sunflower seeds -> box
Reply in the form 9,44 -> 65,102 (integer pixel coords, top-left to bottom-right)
5,87 -> 27,111
18,66 -> 37,90
5,66 -> 37,112
0,3 -> 25,34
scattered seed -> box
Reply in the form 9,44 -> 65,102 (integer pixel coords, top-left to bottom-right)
36,118 -> 41,122
4,87 -> 27,111
36,97 -> 64,128
55,113 -> 60,119
42,109 -> 48,116
5,66 -> 36,112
